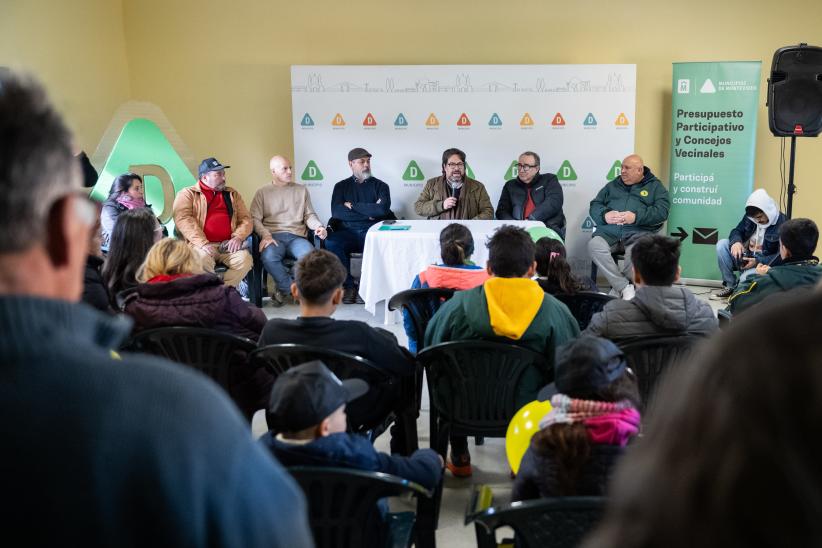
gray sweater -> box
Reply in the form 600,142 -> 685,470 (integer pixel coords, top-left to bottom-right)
583,285 -> 717,339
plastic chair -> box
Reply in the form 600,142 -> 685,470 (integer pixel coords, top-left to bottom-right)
248,232 -> 316,308
465,484 -> 605,548
553,292 -> 616,331
249,344 -> 412,446
388,288 -> 457,352
416,341 -> 552,458
123,327 -> 258,419
289,466 -> 438,548
616,334 -> 705,410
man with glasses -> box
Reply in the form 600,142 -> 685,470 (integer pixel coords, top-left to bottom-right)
250,155 -> 327,306
496,151 -> 566,238
414,147 -> 494,220
0,71 -> 310,546
325,147 -> 394,304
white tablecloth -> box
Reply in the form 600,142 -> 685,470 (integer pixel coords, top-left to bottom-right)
359,220 -> 545,316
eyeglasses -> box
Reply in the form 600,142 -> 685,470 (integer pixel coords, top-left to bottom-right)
445,162 -> 465,168
517,163 -> 539,171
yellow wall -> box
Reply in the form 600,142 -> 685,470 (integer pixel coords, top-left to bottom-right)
4,0 -> 822,220
0,0 -> 131,153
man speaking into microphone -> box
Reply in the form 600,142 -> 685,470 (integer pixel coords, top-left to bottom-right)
414,148 -> 494,220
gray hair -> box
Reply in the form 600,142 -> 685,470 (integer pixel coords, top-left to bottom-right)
0,70 -> 79,253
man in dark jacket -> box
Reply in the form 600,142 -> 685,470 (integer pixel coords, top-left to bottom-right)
729,218 -> 822,315
325,147 -> 394,304
584,235 -> 716,339
260,249 -> 417,453
712,188 -> 786,299
496,151 -> 566,238
588,154 -> 670,299
0,70 -> 311,547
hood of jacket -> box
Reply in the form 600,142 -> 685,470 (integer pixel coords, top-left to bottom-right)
261,432 -> 380,470
126,273 -> 227,327
631,285 -> 711,331
745,188 -> 780,227
479,277 -> 545,340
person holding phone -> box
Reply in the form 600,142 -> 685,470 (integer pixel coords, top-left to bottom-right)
711,189 -> 786,300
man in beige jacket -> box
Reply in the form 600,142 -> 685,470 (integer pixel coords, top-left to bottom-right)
414,148 -> 494,220
250,155 -> 327,306
173,157 -> 253,287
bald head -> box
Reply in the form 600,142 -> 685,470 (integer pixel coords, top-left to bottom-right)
269,155 -> 293,185
620,154 -> 645,185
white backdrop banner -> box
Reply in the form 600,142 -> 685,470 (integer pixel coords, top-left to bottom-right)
291,65 -> 636,273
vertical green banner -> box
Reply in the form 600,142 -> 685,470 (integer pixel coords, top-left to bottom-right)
668,62 -> 761,281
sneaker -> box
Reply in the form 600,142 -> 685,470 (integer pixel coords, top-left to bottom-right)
710,286 -> 734,300
342,286 -> 357,304
270,289 -> 285,308
621,284 -> 636,301
446,451 -> 473,478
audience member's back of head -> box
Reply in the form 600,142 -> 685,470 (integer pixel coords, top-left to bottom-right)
439,223 -> 474,265
780,218 -> 818,260
535,237 -> 582,294
102,208 -> 158,299
138,238 -> 202,282
294,249 -> 347,305
584,290 -> 822,548
0,70 -> 77,258
631,234 -> 680,286
487,225 -> 536,277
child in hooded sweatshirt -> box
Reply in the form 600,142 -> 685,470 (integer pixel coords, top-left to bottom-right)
424,225 -> 580,477
712,188 -> 786,300
512,336 -> 641,501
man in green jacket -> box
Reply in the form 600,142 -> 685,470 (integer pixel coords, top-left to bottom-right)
588,154 -> 670,300
414,147 -> 494,220
728,218 -> 821,315
425,225 -> 580,477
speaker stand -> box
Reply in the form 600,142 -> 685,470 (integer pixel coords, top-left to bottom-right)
787,136 -> 797,219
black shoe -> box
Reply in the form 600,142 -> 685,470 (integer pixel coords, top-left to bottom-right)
354,291 -> 365,305
270,289 -> 285,308
342,286 -> 356,304
710,286 -> 734,300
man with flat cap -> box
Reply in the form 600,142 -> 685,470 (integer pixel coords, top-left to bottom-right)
173,157 -> 253,287
325,147 -> 394,304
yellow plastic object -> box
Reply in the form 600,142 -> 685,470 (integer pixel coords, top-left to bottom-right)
505,399 -> 552,474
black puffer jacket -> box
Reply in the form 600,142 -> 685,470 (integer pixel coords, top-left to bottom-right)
497,173 -> 566,237
512,442 -> 624,501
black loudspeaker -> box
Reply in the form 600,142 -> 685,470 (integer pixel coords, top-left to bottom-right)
768,43 -> 822,137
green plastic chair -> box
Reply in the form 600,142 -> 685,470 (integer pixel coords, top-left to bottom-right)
527,226 -> 563,244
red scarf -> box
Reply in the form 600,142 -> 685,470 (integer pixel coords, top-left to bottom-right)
147,273 -> 193,284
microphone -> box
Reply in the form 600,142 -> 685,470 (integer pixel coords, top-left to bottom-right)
453,186 -> 461,201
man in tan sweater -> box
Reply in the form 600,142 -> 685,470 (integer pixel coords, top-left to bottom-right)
250,155 -> 327,306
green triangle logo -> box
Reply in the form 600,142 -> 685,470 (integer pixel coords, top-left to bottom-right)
301,160 -> 324,181
90,118 -> 196,227
606,160 -> 621,180
301,113 -> 314,126
488,113 -> 502,126
581,216 -> 596,230
465,162 -> 476,180
557,160 -> 577,181
504,160 -> 519,180
402,160 -> 425,181
583,112 -> 597,126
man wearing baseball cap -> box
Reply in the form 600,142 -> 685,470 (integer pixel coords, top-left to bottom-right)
325,148 -> 395,304
260,361 -> 442,490
172,157 -> 253,287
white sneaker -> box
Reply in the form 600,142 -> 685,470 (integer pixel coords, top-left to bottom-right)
621,284 -> 636,301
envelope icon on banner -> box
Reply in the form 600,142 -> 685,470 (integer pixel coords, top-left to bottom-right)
692,227 -> 719,245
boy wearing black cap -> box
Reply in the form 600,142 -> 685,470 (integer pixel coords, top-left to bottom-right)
325,147 -> 395,304
172,157 -> 253,287
512,336 -> 641,501
260,361 -> 442,490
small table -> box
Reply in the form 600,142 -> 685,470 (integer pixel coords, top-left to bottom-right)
359,220 -> 544,322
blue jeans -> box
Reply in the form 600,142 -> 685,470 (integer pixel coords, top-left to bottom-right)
716,238 -> 757,288
261,232 -> 314,293
325,227 -> 369,288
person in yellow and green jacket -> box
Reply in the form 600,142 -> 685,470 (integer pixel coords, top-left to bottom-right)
424,225 -> 580,478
